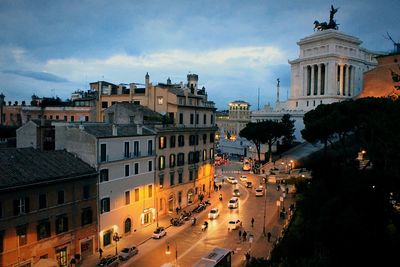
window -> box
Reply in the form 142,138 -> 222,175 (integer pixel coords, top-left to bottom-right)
133,141 -> 139,157
210,133 -> 215,143
81,208 -> 93,226
159,136 -> 166,149
178,191 -> 182,204
148,140 -> 153,155
55,214 -> 68,234
135,189 -> 139,202
203,149 -> 207,161
124,218 -> 131,233
203,114 -> 207,124
159,174 -> 164,188
16,224 -> 27,246
148,185 -> 153,198
190,114 -> 194,124
124,142 -> 130,158
170,136 -> 176,148
196,114 -> 199,124
210,148 -> 214,159
159,156 -> 165,170
179,113 -> 183,124
188,152 -> 194,164
203,134 -> 207,144
169,154 -> 175,168
100,198 -> 110,213
85,116 -> 89,121
39,194 -> 47,209
13,197 -> 29,215
125,191 -> 130,205
64,115 -> 67,121
178,135 -> 184,147
178,172 -> 183,183
177,153 -> 184,166
83,185 -> 90,199
100,169 -> 109,182
100,144 -> 107,162
189,170 -> 194,181
189,135 -> 195,145
157,96 -> 164,105
129,116 -> 135,123
125,164 -> 130,176
211,114 -> 214,124
148,161 -> 153,172
194,151 -> 200,163
170,172 -> 175,186
57,190 -> 64,205
134,163 -> 139,175
56,115 -> 59,120
37,219 -> 51,240
101,101 -> 108,108
70,116 -> 74,122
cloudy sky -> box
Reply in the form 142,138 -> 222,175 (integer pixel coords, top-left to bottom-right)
0,0 -> 398,110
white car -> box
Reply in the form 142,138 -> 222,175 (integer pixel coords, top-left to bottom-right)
226,176 -> 238,184
119,245 -> 138,260
208,208 -> 220,219
239,175 -> 247,181
255,187 -> 264,197
152,227 -> 166,239
228,219 -> 243,230
228,197 -> 239,209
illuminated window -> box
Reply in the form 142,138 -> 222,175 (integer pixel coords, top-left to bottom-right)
157,96 -> 164,105
159,136 -> 166,149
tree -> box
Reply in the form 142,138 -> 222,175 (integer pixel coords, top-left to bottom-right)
280,114 -> 295,147
239,122 -> 264,163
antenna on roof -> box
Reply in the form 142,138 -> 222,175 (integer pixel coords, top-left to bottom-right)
384,32 -> 400,54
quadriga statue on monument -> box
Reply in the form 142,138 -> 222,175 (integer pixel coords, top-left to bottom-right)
314,5 -> 339,31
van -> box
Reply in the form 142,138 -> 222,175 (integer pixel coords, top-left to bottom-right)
228,197 -> 239,209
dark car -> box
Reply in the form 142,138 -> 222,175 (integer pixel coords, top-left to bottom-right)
98,255 -> 119,267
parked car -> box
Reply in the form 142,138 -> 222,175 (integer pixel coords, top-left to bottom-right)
228,197 -> 239,209
208,208 -> 220,219
98,255 -> 119,267
152,227 -> 167,239
228,219 -> 243,230
246,181 -> 253,188
232,188 -> 240,197
239,175 -> 248,181
119,245 -> 138,260
255,187 -> 264,197
227,176 -> 238,184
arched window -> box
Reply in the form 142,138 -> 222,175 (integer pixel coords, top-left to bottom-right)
124,218 -> 131,233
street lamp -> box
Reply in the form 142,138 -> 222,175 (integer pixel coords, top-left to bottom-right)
262,175 -> 268,236
113,232 -> 122,256
165,240 -> 178,266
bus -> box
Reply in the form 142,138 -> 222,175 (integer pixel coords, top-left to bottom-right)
192,247 -> 232,267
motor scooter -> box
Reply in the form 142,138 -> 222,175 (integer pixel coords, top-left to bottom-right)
191,218 -> 197,226
201,221 -> 208,231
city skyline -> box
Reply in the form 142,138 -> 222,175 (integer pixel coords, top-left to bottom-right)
0,0 -> 398,110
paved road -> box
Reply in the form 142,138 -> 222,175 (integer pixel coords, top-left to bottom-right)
121,161 -> 292,267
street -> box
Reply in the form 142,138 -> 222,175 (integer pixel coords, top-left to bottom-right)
120,160 -> 290,267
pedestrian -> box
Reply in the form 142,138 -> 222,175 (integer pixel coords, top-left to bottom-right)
286,186 -> 289,194
222,178 -> 224,184
251,217 -> 255,227
218,184 -> 222,191
238,230 -> 242,240
99,248 -> 103,259
176,207 -> 179,215
243,230 -> 247,241
245,251 -> 251,261
267,232 -> 272,242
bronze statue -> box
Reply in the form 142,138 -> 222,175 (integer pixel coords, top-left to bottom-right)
314,5 -> 339,31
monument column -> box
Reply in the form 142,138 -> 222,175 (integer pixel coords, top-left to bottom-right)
324,62 -> 328,95
344,65 -> 349,96
339,64 -> 344,96
317,63 -> 322,95
310,65 -> 315,96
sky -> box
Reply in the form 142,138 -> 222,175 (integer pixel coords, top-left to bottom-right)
0,0 -> 399,110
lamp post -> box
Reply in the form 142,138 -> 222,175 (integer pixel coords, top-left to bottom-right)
113,232 -> 121,256
165,239 -> 178,266
262,175 -> 268,236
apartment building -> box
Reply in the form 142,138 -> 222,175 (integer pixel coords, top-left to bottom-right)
0,148 -> 98,267
55,114 -> 157,249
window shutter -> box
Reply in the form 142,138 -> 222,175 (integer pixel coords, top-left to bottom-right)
25,197 -> 30,213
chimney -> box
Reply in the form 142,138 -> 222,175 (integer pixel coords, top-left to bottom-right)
112,124 -> 118,136
137,124 -> 143,135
